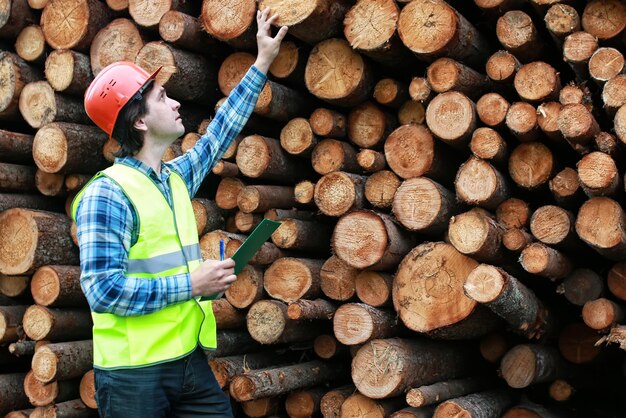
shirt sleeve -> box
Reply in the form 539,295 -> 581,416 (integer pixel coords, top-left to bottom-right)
74,178 -> 193,317
168,65 -> 267,197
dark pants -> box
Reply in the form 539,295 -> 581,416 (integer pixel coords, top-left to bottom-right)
94,347 -> 233,418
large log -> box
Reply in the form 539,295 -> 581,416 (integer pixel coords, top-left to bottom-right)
314,172 -> 367,217
271,219 -> 332,253
19,82 -> 90,129
40,0 -> 112,52
425,92 -> 477,148
320,385 -> 354,418
333,303 -> 401,345
455,156 -> 509,210
240,398 -> 279,418
237,185 -> 297,213
209,351 -> 290,389
259,0 -> 351,45
33,122 -> 109,174
582,297 -> 624,332
0,274 -> 30,298
332,210 -> 417,271
549,167 -> 584,208
351,338 -> 477,399
44,50 -> 92,97
578,151 -> 621,197
207,329 -> 262,359
529,205 -> 580,250
364,170 -> 401,210
215,177 -> 245,210
192,198 -> 225,236
23,370 -> 79,407
392,177 -> 456,235
0,209 -> 78,275
485,50 -> 521,87
35,170 -> 65,197
135,41 -> 218,105
79,370 -> 95,409
434,390 -> 515,418
31,265 -> 85,308
576,197 -> 626,260
269,41 -> 308,87
200,0 -> 256,49
224,265 -> 263,309
320,256 -> 358,302
0,373 -> 29,416
448,208 -> 505,263
581,0 -> 626,42
558,103 -> 600,149
246,300 -> 325,345
602,75 -> 626,117
374,78 -> 410,109
465,264 -> 556,340
263,258 -> 323,303
500,344 -> 565,388
0,52 -> 42,119
22,305 -> 92,342
0,162 -> 36,193
230,360 -> 348,402
236,135 -> 313,183
0,193 -> 63,213
288,299 -> 336,321
89,18 -> 145,76
514,60 -> 561,102
32,340 -> 93,383
544,3 -> 580,43
393,242 -> 497,338
397,0 -> 490,68
305,38 -> 374,108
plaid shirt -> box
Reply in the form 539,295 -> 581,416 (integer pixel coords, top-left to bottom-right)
74,66 -> 266,317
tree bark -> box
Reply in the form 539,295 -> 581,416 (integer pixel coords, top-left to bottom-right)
8,340 -> 36,357
31,265 -> 85,308
434,390 -> 515,418
0,305 -> 27,344
246,300 -> 325,345
455,156 -> 509,210
288,299 -> 336,321
397,0 -> 490,68
576,197 -> 626,260
22,305 -> 92,342
237,185 -> 296,214
19,82 -> 90,129
0,373 -> 29,416
207,329 -> 262,359
0,193 -> 63,213
30,399 -> 96,418
320,256 -> 358,302
465,264 -> 556,340
312,139 -> 359,175
314,172 -> 367,217
558,268 -> 604,306
351,338 -> 478,399
333,210 -> 417,271
426,92 -> 477,148
448,208 -> 505,262
590,47 -> 624,85
509,142 -> 554,190
309,108 -> 347,139
500,344 -> 565,388
333,303 -> 401,345
0,129 -> 33,165
89,18 -> 145,76
0,209 -> 78,275
364,170 -> 401,210
236,135 -> 314,183
32,340 -> 93,383
520,242 -> 572,280
392,177 -> 456,235
263,258 -> 323,303
0,0 -> 37,39
271,219 -> 332,253
355,271 -> 393,308
212,160 -> 239,178
305,38 -> 374,108
514,62 -> 561,103
0,162 -> 36,193
230,360 -> 348,401
210,351 -> 288,389
33,122 -> 108,174
406,377 -> 494,408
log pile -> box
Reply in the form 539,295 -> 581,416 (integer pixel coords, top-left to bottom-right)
3,0 -> 626,416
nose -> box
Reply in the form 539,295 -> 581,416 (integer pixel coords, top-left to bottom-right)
170,97 -> 180,111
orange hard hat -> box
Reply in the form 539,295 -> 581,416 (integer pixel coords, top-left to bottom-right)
84,62 -> 161,137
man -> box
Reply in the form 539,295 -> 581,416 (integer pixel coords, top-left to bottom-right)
71,8 -> 287,418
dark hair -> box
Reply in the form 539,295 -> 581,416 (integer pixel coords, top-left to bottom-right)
111,80 -> 154,158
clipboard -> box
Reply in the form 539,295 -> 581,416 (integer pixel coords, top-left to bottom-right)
201,219 -> 281,301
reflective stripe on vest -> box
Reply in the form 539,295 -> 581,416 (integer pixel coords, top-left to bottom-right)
72,163 -> 217,369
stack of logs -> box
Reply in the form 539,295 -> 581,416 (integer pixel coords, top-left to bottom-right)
3,0 -> 626,416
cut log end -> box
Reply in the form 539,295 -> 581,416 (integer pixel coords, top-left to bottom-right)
332,211 -> 389,269
344,0 -> 398,52
31,346 -> 57,383
464,264 -> 506,303
426,92 -> 476,145
514,62 -> 560,103
314,172 -> 361,217
246,300 -> 286,344
201,0 -> 256,41
398,0 -> 458,56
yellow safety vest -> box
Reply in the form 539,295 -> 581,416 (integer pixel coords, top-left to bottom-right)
72,163 -> 217,369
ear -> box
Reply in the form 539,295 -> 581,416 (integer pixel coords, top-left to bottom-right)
133,116 -> 148,133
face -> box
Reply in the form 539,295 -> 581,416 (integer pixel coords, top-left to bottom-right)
134,84 -> 184,145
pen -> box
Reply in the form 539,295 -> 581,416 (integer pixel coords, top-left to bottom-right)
219,239 -> 225,261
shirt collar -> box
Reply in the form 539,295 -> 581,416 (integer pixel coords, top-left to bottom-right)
115,156 -> 171,182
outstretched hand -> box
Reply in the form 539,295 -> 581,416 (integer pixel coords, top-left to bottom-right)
254,7 -> 288,74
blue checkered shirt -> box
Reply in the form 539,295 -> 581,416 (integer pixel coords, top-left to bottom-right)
74,66 -> 266,317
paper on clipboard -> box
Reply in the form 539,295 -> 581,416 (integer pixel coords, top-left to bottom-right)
201,219 -> 281,301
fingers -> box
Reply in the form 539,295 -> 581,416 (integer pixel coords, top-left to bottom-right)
219,258 -> 235,269
274,26 -> 288,42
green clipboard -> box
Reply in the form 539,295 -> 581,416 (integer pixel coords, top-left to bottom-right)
202,219 -> 281,301
231,218 -> 282,274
